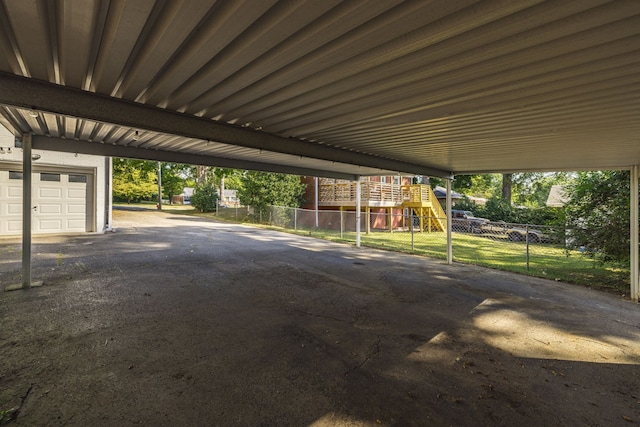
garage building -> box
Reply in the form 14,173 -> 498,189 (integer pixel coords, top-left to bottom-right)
0,124 -> 111,236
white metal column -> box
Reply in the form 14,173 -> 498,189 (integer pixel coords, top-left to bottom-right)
157,161 -> 162,210
356,177 -> 361,248
446,178 -> 453,264
105,157 -> 113,231
631,165 -> 639,302
21,133 -> 33,288
315,177 -> 319,227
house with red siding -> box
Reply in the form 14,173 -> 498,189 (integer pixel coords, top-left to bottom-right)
301,176 -> 448,232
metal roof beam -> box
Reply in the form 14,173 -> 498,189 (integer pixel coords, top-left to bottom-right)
31,135 -> 359,181
0,72 -> 451,178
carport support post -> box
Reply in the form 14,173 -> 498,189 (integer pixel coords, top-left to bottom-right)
157,162 -> 162,210
446,178 -> 453,265
631,165 -> 639,302
314,177 -> 319,227
21,133 -> 33,288
356,176 -> 361,248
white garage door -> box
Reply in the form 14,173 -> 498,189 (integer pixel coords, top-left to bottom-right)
0,170 -> 89,235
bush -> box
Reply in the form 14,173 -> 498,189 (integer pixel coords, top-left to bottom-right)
452,196 -> 563,226
564,170 -> 630,263
191,183 -> 218,212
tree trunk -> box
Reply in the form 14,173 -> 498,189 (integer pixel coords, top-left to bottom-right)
502,173 -> 513,203
196,166 -> 208,184
220,176 -> 225,205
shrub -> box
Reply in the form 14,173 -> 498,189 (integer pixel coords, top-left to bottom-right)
191,183 -> 218,212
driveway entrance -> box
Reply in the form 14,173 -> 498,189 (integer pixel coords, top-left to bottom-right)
1,209 -> 639,426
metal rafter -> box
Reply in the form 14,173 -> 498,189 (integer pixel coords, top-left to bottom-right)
0,72 -> 451,178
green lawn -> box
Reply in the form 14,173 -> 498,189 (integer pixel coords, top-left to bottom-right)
292,228 -> 630,295
181,210 -> 630,296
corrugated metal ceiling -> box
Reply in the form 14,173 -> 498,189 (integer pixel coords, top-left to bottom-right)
0,0 -> 639,178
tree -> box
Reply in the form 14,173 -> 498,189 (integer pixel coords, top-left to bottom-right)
212,168 -> 243,205
112,158 -> 158,203
161,163 -> 195,204
453,194 -> 563,225
501,173 -> 513,203
236,171 -> 306,216
430,174 -> 500,198
563,170 -> 630,263
191,181 -> 218,212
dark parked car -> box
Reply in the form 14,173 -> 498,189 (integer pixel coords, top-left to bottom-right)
451,210 -> 489,233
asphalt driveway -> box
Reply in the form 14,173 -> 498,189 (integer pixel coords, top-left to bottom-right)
1,209 -> 639,426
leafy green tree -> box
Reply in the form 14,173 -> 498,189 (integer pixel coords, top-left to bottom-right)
442,172 -> 570,207
191,181 -> 219,212
220,170 -> 243,190
161,163 -> 195,204
453,195 -> 563,226
237,171 -> 306,216
430,174 -> 500,198
112,158 -> 158,203
511,172 -> 571,208
564,170 -> 631,263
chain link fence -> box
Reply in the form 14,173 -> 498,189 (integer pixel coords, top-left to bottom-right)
211,205 -> 629,292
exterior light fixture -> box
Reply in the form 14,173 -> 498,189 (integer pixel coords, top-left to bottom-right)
132,130 -> 140,141
31,154 -> 41,161
28,110 -> 39,118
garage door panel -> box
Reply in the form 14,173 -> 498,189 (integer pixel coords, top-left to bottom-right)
38,220 -> 63,230
7,203 -> 22,214
66,204 -> 85,214
1,171 -> 91,235
6,220 -> 22,232
7,186 -> 21,198
67,188 -> 85,199
39,204 -> 62,214
39,187 -> 63,198
66,219 -> 86,230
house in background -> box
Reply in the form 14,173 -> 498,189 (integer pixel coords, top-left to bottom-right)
432,186 -> 464,205
301,176 -> 447,232
173,187 -> 194,204
220,189 -> 239,207
546,185 -> 568,207
0,124 -> 111,236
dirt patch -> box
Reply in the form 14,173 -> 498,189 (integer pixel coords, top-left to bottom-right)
1,210 -> 639,426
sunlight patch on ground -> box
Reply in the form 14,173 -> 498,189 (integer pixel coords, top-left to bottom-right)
407,331 -> 458,364
471,299 -> 640,364
308,412 -> 378,427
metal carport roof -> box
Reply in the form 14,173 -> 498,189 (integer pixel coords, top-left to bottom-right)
0,0 -> 638,179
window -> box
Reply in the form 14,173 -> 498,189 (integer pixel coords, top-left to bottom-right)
68,174 -> 87,183
9,171 -> 22,180
40,173 -> 60,182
